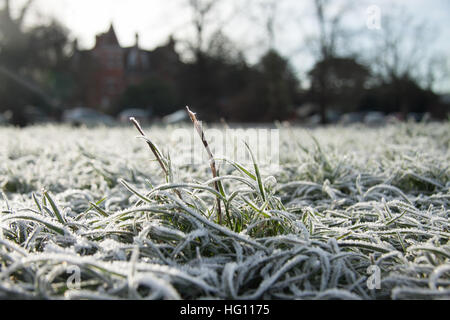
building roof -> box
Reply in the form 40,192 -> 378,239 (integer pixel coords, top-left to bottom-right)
73,24 -> 180,71
95,23 -> 120,48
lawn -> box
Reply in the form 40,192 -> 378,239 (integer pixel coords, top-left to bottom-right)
0,121 -> 449,299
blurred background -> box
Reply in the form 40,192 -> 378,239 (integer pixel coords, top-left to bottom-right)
0,0 -> 449,126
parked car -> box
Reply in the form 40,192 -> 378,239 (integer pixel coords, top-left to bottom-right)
364,112 -> 385,125
407,112 -> 429,122
162,109 -> 188,124
23,105 -> 52,124
118,108 -> 151,123
339,112 -> 366,124
305,114 -> 321,125
0,112 -> 7,125
63,107 -> 115,126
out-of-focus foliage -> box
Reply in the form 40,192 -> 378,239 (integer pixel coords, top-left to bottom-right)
0,0 -> 72,125
0,0 -> 448,125
119,77 -> 179,117
309,57 -> 370,114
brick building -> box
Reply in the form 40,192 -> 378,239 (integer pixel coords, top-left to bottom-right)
71,24 -> 181,112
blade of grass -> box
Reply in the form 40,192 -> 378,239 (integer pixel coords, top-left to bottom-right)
244,141 -> 266,202
43,191 -> 66,224
130,117 -> 168,177
186,106 -> 223,225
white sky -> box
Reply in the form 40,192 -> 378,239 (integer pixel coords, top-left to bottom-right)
8,0 -> 450,91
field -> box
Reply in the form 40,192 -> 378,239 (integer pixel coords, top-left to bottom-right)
0,121 -> 449,299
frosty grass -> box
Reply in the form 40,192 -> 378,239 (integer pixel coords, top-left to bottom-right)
0,121 -> 448,299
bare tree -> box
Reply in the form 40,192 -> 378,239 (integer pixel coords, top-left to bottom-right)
424,55 -> 449,93
187,0 -> 218,61
373,12 -> 429,83
370,8 -> 446,115
0,0 -> 44,93
0,0 -> 34,29
0,0 -> 35,67
0,0 -> 71,124
309,0 -> 356,123
255,0 -> 281,50
182,0 -> 244,61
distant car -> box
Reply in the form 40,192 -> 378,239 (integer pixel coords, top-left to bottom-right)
364,112 -> 385,125
0,112 -> 7,125
24,105 -> 52,124
385,113 -> 401,124
118,108 -> 151,123
295,103 -> 317,118
439,94 -> 450,104
340,112 -> 366,124
305,114 -> 321,125
162,109 -> 188,124
63,107 -> 115,126
326,110 -> 341,123
407,112 -> 429,122
300,110 -> 339,125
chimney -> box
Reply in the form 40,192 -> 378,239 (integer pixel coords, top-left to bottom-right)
167,35 -> 175,48
135,32 -> 140,48
72,38 -> 78,52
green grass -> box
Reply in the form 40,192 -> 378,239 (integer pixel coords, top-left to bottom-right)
0,121 -> 448,299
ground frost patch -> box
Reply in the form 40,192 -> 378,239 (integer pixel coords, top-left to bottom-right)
0,122 -> 448,299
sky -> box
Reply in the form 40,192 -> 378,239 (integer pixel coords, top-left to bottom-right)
8,0 -> 450,92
